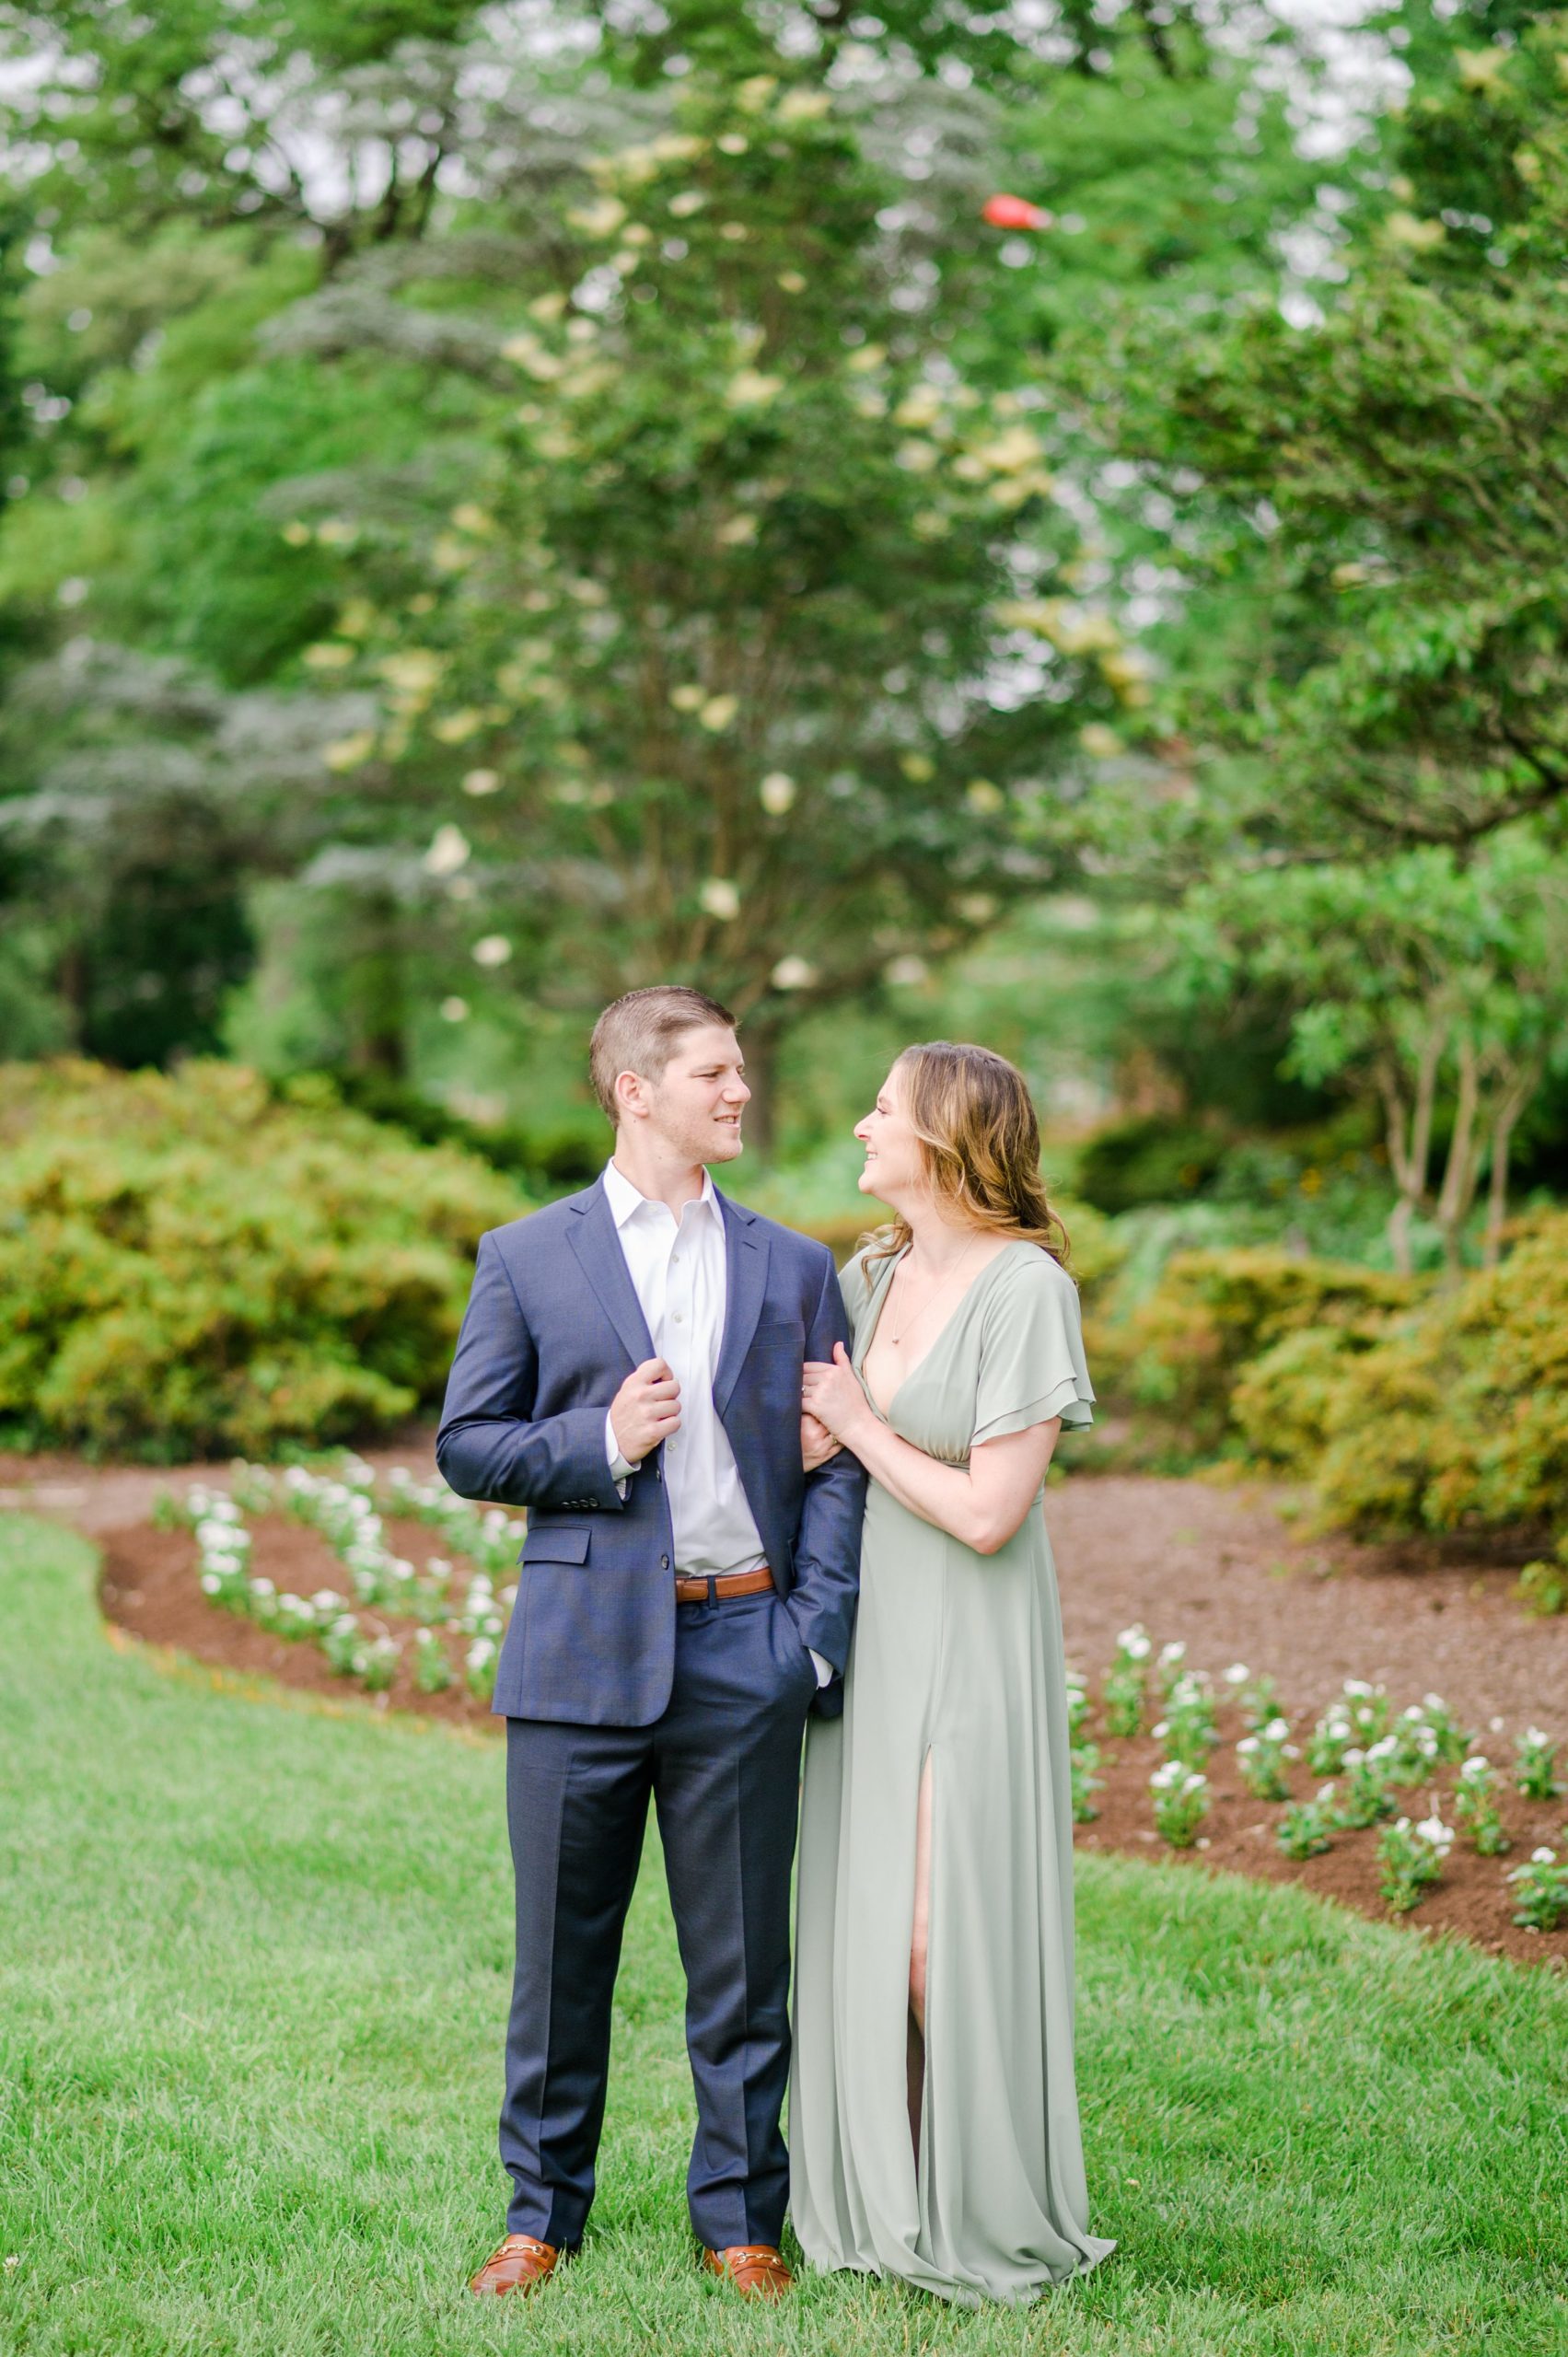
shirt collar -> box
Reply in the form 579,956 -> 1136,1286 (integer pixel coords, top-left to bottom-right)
602,1158 -> 719,1230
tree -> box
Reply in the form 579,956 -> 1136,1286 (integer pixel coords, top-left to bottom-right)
1172,830 -> 1568,1270
1058,11 -> 1568,868
270,69 -> 1147,1131
0,640 -> 374,1065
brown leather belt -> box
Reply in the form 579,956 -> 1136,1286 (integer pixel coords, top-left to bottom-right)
674,1564 -> 775,1606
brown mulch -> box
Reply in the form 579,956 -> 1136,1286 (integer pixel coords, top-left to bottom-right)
98,1513 -> 498,1734
8,1433 -> 1566,1966
1074,1713 -> 1566,1971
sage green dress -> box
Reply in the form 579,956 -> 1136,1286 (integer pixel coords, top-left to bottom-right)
790,1241 -> 1114,2305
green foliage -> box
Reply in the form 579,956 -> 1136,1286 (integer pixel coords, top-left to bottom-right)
1098,1244 -> 1419,1454
1074,1112 -> 1227,1215
1302,1212 -> 1568,1538
1516,1540 -> 1568,1617
0,1059 -> 523,1457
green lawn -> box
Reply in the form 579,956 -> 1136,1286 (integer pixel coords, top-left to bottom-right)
2,1515 -> 1565,2357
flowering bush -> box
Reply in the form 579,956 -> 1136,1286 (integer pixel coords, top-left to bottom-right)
1103,1624 -> 1150,1738
1237,1718 -> 1297,1802
1152,1670 -> 1219,1768
1155,1640 -> 1189,1700
0,1061 -> 523,1456
1307,1680 -> 1391,1776
158,1456 -> 522,1701
1334,1741 -> 1402,1829
1507,1847 -> 1568,1933
1150,1761 -> 1210,1848
1277,1790 -> 1337,1860
1070,1740 -> 1103,1825
1377,1814 -> 1454,1914
1452,1757 -> 1511,1856
1227,1664 -> 1282,1734
1515,1726 -> 1562,1802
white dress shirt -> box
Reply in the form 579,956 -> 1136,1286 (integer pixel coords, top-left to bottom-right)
600,1160 -> 830,1685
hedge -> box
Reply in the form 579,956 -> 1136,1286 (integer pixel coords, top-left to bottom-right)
1093,1246 -> 1421,1455
1246,1211 -> 1568,1543
0,1061 -> 526,1457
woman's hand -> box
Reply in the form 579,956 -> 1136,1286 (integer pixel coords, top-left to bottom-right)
801,1341 -> 875,1446
800,1411 -> 843,1473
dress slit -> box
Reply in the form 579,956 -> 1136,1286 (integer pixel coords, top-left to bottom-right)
908,1746 -> 934,2166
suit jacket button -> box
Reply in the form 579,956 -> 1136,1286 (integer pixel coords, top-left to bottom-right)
660,1554 -> 670,1571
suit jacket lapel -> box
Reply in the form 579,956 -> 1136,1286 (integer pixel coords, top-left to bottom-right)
566,1179 -> 656,1370
714,1190 -> 768,1416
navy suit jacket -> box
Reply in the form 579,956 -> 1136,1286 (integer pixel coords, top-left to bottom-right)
435,1177 -> 866,1727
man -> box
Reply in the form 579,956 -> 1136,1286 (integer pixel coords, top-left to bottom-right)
436,984 -> 865,2302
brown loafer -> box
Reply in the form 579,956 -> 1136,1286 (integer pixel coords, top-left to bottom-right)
469,2233 -> 563,2295
702,2244 -> 794,2300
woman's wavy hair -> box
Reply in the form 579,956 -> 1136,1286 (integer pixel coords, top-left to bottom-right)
863,1040 -> 1070,1267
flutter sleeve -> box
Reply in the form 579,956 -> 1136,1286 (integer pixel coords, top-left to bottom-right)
971,1250 -> 1096,1446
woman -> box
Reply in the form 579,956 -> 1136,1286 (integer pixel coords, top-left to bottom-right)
791,1041 -> 1114,2305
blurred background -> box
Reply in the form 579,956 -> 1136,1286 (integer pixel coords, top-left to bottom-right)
1,0 -> 1565,1568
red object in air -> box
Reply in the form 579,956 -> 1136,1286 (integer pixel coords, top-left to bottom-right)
981,193 -> 1052,232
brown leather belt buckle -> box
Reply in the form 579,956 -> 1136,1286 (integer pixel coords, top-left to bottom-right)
674,1565 -> 775,1606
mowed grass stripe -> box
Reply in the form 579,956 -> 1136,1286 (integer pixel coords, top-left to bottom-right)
1,1514 -> 1564,2357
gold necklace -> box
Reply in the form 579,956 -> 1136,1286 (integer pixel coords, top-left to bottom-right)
885,1236 -> 986,1346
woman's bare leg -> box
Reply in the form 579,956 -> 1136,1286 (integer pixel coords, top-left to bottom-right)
907,1751 -> 934,2163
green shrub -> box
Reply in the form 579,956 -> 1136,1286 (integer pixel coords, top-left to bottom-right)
1307,1212 -> 1568,1541
1097,1245 -> 1420,1453
0,1060 -> 526,1457
1073,1113 -> 1227,1215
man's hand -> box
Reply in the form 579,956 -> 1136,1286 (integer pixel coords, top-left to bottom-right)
801,1411 -> 843,1473
610,1357 -> 681,1463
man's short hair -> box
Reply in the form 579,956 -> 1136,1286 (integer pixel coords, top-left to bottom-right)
588,985 -> 738,1124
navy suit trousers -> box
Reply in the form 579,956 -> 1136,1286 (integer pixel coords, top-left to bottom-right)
501,1586 -> 820,2251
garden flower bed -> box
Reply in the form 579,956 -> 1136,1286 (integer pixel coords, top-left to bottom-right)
95,1459 -> 1568,1969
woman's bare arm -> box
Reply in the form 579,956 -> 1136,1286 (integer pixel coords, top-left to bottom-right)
801,1342 -> 1058,1554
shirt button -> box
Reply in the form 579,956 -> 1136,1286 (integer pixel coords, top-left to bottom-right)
673,1312 -> 684,1323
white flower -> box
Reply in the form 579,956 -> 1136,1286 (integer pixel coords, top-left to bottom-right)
424,823 -> 470,877
1459,1756 -> 1490,1777
1343,1679 -> 1374,1699
1414,1815 -> 1452,1849
759,771 -> 796,815
1237,1736 -> 1259,1756
1343,1748 -> 1365,1769
1531,1847 -> 1556,1864
1159,1642 -> 1186,1666
1223,1663 -> 1250,1686
1523,1726 -> 1551,1747
697,877 -> 741,921
471,935 -> 513,968
1263,1718 -> 1291,1742
771,956 -> 816,992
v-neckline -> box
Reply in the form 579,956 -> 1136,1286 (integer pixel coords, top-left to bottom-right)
856,1241 -> 1024,1420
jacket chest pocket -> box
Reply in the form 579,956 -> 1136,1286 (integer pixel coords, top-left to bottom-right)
519,1526 -> 591,1567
